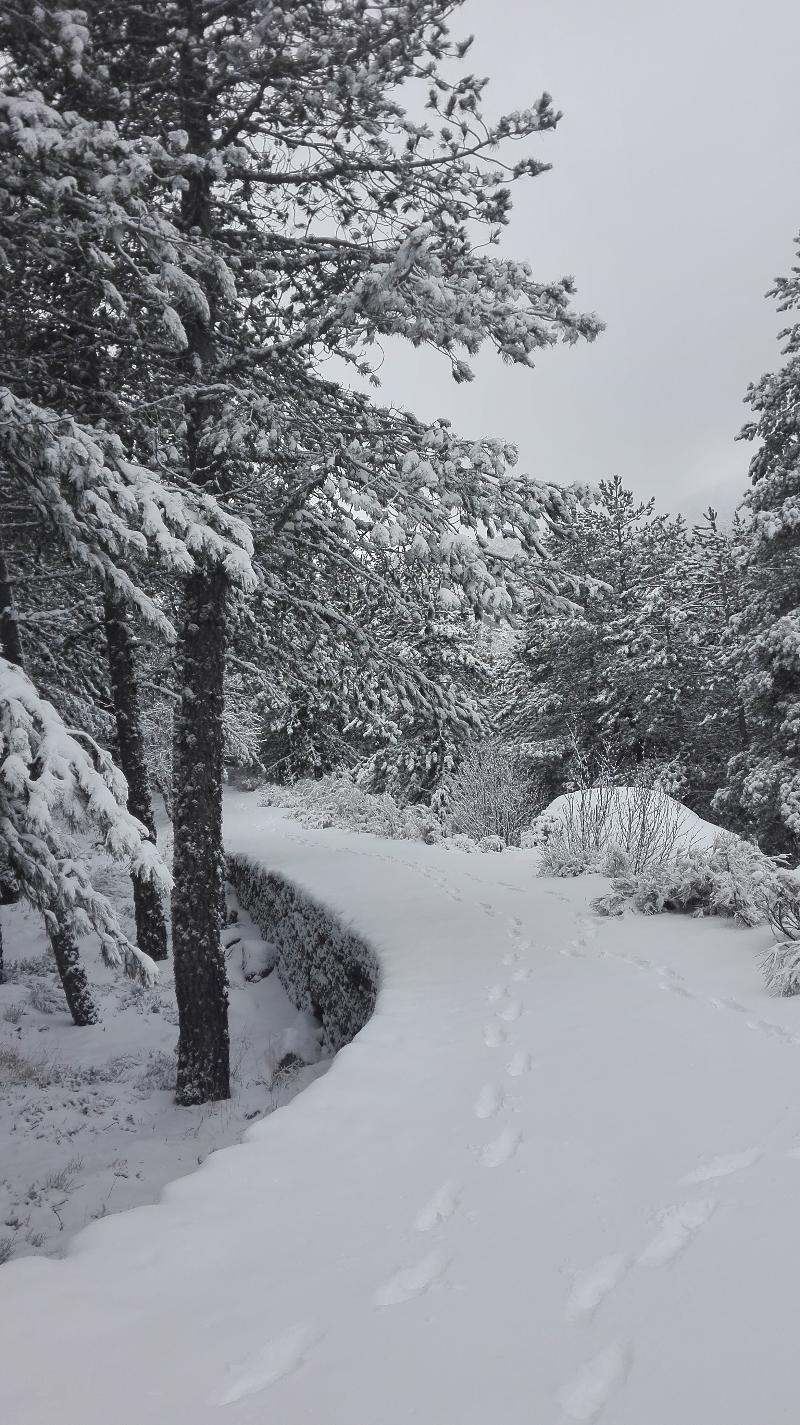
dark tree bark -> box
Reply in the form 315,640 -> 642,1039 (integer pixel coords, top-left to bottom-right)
49,924 -> 100,1026
171,567 -> 230,1104
168,6 -> 232,1104
103,591 -> 168,961
0,532 -> 99,1023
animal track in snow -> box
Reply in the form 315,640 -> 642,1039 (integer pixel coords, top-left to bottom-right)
373,1249 -> 449,1307
487,983 -> 507,1004
559,1340 -> 634,1422
710,996 -> 748,1014
747,1018 -> 799,1045
564,1254 -> 632,1324
474,1083 -> 505,1119
682,1149 -> 761,1183
562,943 -> 588,959
506,1049 -> 534,1078
414,1182 -> 461,1232
502,950 -> 522,967
658,980 -> 693,999
480,1124 -> 522,1168
483,1022 -> 508,1048
511,966 -> 532,982
213,1323 -> 323,1405
495,996 -> 522,1023
637,1198 -> 717,1267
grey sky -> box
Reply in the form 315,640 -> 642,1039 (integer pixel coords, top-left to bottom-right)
356,0 -> 800,520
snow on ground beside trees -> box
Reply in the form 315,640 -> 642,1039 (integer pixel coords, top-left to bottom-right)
0,845 -> 328,1265
2,789 -> 800,1423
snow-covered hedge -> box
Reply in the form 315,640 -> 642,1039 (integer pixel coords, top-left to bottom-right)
226,853 -> 380,1052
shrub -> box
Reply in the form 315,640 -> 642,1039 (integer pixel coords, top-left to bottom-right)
444,743 -> 534,847
592,833 -> 782,925
534,780 -> 688,877
260,772 -> 443,842
761,941 -> 800,996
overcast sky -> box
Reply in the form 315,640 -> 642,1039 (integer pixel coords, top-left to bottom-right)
356,0 -> 800,520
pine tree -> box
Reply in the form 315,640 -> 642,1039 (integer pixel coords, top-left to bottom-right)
716,235 -> 800,855
501,480 -> 744,812
4,2 -> 601,1101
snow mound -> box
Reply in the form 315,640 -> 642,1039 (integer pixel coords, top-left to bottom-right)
545,788 -> 719,848
527,786 -> 719,876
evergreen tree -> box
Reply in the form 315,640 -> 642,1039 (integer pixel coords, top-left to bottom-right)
716,235 -> 800,855
4,2 -> 601,1100
501,480 -> 743,813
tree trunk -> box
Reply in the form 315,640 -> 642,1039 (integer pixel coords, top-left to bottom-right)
103,592 -> 168,961
0,533 -> 99,1024
0,542 -> 25,667
171,567 -> 230,1104
49,924 -> 100,1026
167,8 -> 232,1104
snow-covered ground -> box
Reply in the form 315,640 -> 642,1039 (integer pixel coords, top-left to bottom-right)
0,857 -> 328,1265
2,788 -> 800,1423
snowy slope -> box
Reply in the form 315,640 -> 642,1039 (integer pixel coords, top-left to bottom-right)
1,790 -> 799,1424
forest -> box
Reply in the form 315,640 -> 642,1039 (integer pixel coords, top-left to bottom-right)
1,9 -> 799,1101
5,4 -> 800,1423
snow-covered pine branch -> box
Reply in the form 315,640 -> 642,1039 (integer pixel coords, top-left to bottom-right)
0,655 -> 169,985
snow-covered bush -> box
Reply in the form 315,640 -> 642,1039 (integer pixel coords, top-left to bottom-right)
593,833 -> 782,925
761,941 -> 800,997
260,772 -> 444,843
226,854 -> 379,1052
444,743 -> 535,847
760,878 -> 800,995
534,781 -> 690,877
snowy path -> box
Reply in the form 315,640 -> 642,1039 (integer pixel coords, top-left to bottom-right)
1,793 -> 800,1423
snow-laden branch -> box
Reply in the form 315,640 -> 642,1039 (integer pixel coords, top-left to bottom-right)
0,655 -> 171,984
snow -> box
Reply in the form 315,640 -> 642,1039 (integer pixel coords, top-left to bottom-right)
543,785 -> 721,849
1,788 -> 800,1423
0,858 -> 328,1265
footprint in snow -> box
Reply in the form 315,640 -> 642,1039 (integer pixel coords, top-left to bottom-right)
483,1022 -> 508,1048
495,997 -> 523,1023
506,1049 -> 534,1078
681,1149 -> 761,1184
474,1083 -> 504,1119
213,1323 -> 323,1405
487,983 -> 507,1004
480,1124 -> 522,1168
511,966 -> 532,982
502,950 -> 522,967
658,980 -> 693,999
559,1340 -> 634,1423
710,996 -> 748,1014
373,1249 -> 449,1307
561,944 -> 587,960
415,1182 -> 461,1232
564,1254 -> 632,1324
637,1198 -> 717,1267
747,1018 -> 799,1044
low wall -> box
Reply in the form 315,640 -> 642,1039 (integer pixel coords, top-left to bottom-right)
226,852 -> 380,1052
